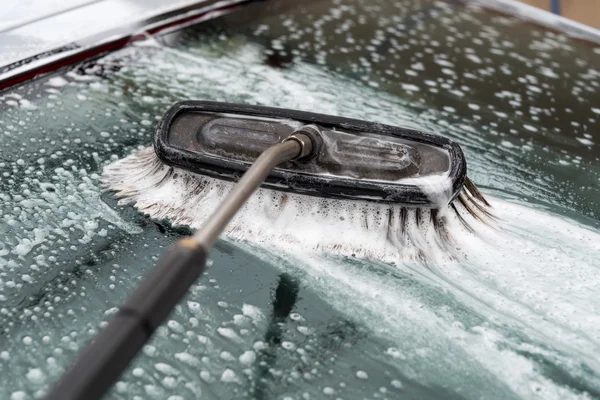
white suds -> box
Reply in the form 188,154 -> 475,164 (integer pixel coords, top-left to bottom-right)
102,148 -> 490,263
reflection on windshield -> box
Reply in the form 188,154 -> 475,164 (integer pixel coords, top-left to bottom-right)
0,0 -> 599,399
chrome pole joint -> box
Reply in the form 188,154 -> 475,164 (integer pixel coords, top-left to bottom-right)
192,130 -> 316,249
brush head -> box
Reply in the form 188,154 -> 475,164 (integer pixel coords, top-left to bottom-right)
103,102 -> 491,262
102,146 -> 491,263
154,101 -> 467,207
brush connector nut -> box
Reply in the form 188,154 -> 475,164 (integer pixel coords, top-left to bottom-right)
287,124 -> 322,161
284,133 -> 314,161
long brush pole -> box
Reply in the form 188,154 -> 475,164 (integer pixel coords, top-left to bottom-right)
45,133 -> 314,400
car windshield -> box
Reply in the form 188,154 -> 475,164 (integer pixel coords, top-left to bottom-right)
1,0 -> 599,399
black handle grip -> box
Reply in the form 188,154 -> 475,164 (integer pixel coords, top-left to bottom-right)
46,239 -> 207,400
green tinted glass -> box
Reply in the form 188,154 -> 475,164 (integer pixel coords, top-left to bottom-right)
0,1 -> 599,399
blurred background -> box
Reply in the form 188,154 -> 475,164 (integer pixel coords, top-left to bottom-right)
520,0 -> 600,28
1,0 -> 599,32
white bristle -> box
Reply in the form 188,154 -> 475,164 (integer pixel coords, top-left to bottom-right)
102,147 -> 492,263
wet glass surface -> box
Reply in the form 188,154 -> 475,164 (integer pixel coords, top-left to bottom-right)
0,0 -> 599,399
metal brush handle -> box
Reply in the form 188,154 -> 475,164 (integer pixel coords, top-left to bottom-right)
46,133 -> 314,400
193,133 -> 313,249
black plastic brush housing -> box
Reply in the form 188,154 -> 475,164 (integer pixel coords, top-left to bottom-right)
154,101 -> 467,207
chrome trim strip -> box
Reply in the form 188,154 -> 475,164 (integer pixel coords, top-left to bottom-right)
470,0 -> 600,43
0,0 -> 249,91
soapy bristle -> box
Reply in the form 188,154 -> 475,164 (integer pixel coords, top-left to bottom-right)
102,147 -> 493,263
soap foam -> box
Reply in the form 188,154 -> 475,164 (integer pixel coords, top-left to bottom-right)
243,198 -> 600,400
102,147 -> 479,263
102,148 -> 600,398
